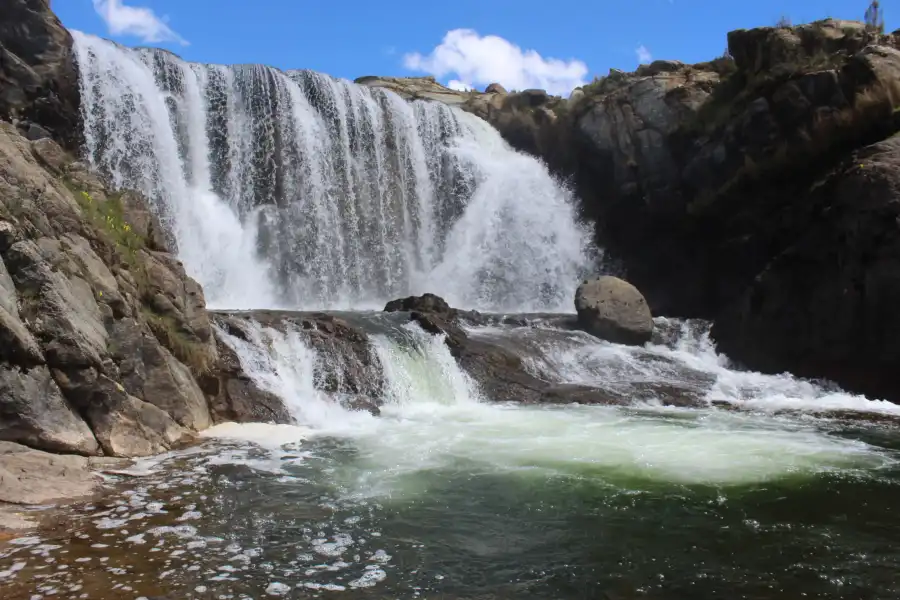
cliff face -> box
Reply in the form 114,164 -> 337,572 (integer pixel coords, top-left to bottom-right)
0,0 -> 81,149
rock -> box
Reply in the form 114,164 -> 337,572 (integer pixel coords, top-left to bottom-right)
356,75 -> 471,104
0,365 -> 100,455
635,60 -> 686,76
6,238 -> 109,368
0,254 -> 43,365
712,136 -> 900,402
52,367 -> 191,457
0,0 -> 81,149
110,319 -> 211,430
199,331 -> 292,425
0,442 -> 124,505
384,293 -> 455,316
0,112 -> 222,458
485,82 -> 507,94
118,190 -> 170,252
574,277 -> 653,345
215,310 -> 383,402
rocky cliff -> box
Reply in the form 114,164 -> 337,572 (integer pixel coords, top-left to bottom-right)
364,19 -> 900,403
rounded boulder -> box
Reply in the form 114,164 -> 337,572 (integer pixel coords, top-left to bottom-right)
574,276 -> 653,345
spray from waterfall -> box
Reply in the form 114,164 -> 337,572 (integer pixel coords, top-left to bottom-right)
72,32 -> 593,312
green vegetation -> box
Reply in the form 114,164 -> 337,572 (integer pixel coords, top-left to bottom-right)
141,308 -> 213,374
72,189 -> 145,264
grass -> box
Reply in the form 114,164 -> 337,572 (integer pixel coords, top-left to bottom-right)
141,308 -> 213,374
71,188 -> 145,265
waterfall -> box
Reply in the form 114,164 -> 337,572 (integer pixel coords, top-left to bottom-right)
72,31 -> 593,312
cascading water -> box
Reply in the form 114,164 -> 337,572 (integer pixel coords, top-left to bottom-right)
72,32 -> 592,312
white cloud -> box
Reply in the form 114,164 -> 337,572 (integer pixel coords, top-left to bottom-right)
403,29 -> 588,96
92,0 -> 188,45
636,45 -> 652,64
447,79 -> 474,92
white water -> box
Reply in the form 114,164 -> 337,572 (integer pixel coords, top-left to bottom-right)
209,320 -> 896,493
72,32 -> 591,312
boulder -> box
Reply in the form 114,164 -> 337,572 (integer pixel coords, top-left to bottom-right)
574,277 -> 653,345
384,293 -> 454,316
110,319 -> 211,430
485,82 -> 507,94
51,367 -> 191,457
0,365 -> 100,455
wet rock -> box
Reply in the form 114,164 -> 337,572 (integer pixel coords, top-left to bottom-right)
0,441 -> 126,505
0,365 -> 100,455
575,277 -> 653,346
213,311 -> 383,412
384,293 -> 455,317
200,329 -> 293,425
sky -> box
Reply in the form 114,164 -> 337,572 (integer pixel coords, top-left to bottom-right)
54,0 -> 896,96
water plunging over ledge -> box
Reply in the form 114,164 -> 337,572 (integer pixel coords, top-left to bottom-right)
71,32 -> 592,312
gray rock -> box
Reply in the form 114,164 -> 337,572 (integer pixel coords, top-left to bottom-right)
574,277 -> 653,345
0,255 -> 43,365
110,319 -> 211,430
6,238 -> 108,367
0,441 -> 125,505
53,367 -> 191,457
0,365 -> 100,455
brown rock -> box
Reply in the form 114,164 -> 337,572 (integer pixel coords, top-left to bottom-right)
0,442 -> 124,505
574,277 -> 653,345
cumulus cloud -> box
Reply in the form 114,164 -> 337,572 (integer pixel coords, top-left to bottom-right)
447,80 -> 474,92
92,0 -> 188,45
403,29 -> 588,96
636,45 -> 652,64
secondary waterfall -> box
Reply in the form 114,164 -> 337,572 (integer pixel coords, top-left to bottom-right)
71,32 -> 592,312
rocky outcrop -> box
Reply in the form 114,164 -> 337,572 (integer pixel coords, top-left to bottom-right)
574,277 -> 652,346
0,121 -> 225,457
355,75 -> 471,104
0,0 -> 81,149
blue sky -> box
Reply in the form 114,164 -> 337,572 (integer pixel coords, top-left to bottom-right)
55,0 -> 895,95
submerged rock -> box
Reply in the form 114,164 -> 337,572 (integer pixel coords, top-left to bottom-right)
574,277 -> 653,346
